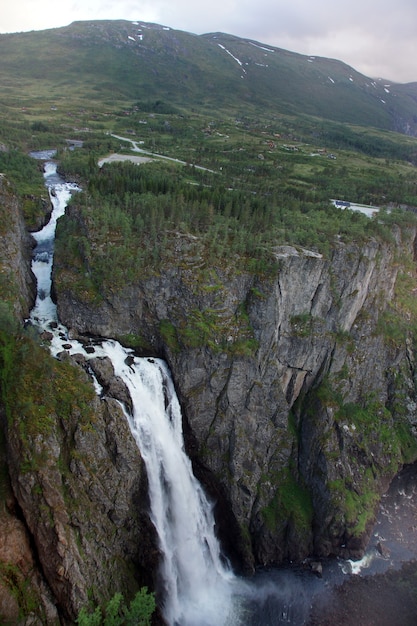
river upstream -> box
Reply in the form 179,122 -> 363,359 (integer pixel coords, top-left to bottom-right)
29,152 -> 417,625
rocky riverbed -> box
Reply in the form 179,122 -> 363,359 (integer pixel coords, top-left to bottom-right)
308,560 -> 417,626
308,462 -> 417,625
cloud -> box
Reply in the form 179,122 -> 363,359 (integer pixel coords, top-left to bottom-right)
136,0 -> 417,81
0,0 -> 416,82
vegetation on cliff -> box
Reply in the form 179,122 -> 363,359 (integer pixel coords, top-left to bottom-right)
77,589 -> 155,626
0,149 -> 48,229
1,330 -> 96,459
54,134 -> 417,302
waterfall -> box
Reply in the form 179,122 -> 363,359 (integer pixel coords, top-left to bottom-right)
27,155 -> 417,626
29,160 -> 241,625
96,342 -> 237,625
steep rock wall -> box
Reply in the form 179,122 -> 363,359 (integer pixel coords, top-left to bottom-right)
0,175 -> 36,320
0,183 -> 158,623
0,178 -> 55,624
54,224 -> 417,569
3,348 -> 158,623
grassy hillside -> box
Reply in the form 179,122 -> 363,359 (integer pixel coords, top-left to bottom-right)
0,18 -> 417,262
0,20 -> 417,135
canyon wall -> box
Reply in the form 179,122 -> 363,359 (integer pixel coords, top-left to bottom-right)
2,175 -> 417,621
54,218 -> 417,569
0,181 -> 157,623
0,175 -> 36,320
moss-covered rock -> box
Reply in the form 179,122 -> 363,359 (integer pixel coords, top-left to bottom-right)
1,337 -> 157,621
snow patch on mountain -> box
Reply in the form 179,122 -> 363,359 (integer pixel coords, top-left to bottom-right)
217,43 -> 247,75
248,41 -> 275,53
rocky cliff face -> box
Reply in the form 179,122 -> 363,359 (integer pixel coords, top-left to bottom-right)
1,343 -> 159,624
4,350 -> 158,622
0,183 -> 158,624
0,175 -> 36,320
54,222 -> 417,570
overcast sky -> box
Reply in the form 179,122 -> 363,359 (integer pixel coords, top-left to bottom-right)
1,0 -> 416,83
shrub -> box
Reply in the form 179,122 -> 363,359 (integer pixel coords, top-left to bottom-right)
77,588 -> 155,626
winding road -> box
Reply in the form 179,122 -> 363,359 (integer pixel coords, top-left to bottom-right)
100,133 -> 217,173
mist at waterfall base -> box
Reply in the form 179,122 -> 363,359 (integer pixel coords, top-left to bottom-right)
28,155 -> 417,625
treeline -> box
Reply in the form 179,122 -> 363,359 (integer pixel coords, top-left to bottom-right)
0,150 -> 44,195
302,163 -> 417,207
0,149 -> 48,228
70,159 -> 380,252
317,124 -> 417,164
55,159 -> 412,298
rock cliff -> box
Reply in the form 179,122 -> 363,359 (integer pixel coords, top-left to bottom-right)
2,174 -> 417,622
0,182 -> 158,623
54,217 -> 417,570
4,348 -> 158,622
0,175 -> 36,320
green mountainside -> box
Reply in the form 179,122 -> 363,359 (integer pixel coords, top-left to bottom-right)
2,19 -> 417,278
2,18 -> 417,232
0,19 -> 416,134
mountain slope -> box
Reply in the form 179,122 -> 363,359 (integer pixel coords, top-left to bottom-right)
0,19 -> 416,134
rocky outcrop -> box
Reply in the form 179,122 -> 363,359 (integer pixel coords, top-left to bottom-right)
54,223 -> 417,570
3,349 -> 158,623
0,429 -> 60,625
0,175 -> 36,320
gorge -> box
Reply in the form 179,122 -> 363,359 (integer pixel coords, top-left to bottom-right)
29,158 -> 363,625
1,150 -> 417,624
18,159 -> 304,625
29,161 -> 239,625
22,156 -> 337,625
2,18 -> 417,625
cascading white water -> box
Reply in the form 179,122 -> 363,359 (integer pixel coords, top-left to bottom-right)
30,162 -> 80,330
96,342 -> 237,625
27,154 -> 417,626
29,160 -> 242,625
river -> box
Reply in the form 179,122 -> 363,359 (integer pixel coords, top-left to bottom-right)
29,152 -> 417,625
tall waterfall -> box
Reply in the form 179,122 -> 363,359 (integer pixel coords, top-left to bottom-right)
96,342 -> 237,625
27,154 -> 417,626
29,160 -> 241,625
